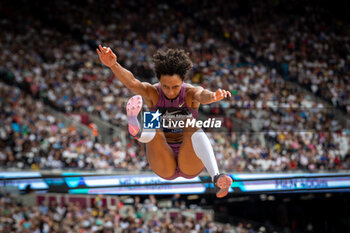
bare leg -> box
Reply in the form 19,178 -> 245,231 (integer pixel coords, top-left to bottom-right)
146,129 -> 177,179
126,95 -> 176,179
177,127 -> 204,176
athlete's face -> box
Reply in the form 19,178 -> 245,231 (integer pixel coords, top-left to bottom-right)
159,75 -> 183,100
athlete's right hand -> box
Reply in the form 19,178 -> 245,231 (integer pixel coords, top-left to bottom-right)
96,45 -> 117,68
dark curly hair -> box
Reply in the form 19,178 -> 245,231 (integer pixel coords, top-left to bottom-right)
152,49 -> 193,80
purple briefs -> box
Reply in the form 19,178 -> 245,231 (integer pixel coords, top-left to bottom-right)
157,143 -> 203,180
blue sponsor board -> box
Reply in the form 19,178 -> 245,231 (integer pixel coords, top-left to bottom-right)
1,172 -> 350,195
0,172 -> 48,190
231,173 -> 350,193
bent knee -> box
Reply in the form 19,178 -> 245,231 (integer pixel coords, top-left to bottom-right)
152,165 -> 177,180
178,164 -> 204,177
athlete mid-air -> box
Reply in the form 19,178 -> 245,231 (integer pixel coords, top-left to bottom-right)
97,45 -> 233,197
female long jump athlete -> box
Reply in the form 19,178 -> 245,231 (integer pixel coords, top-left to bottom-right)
97,45 -> 233,198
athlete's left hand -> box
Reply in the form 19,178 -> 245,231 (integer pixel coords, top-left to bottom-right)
211,89 -> 232,102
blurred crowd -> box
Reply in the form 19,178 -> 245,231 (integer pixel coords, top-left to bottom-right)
0,83 -> 146,170
0,189 -> 270,233
0,0 -> 349,172
188,0 -> 349,113
1,82 -> 349,172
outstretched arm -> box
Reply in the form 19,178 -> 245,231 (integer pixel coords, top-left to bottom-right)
192,86 -> 232,105
96,45 -> 152,97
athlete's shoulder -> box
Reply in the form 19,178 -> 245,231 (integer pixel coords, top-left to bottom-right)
139,82 -> 157,95
184,83 -> 202,108
151,83 -> 160,95
138,82 -> 158,107
185,83 -> 203,95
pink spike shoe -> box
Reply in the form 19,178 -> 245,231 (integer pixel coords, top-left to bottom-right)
126,95 -> 143,139
214,174 -> 233,198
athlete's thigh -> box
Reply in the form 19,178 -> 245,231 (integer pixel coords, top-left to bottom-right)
177,128 -> 204,176
145,129 -> 177,179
